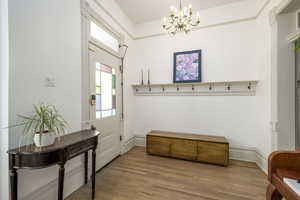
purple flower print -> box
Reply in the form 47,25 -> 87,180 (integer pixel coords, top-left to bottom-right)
175,52 -> 199,81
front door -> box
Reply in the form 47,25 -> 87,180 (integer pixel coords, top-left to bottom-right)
89,45 -> 121,170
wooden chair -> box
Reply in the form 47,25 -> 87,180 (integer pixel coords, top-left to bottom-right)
267,149 -> 300,200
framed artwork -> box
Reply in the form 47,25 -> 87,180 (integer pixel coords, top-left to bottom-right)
173,50 -> 202,83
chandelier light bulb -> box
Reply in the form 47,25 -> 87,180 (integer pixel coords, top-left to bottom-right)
162,0 -> 201,35
163,17 -> 167,26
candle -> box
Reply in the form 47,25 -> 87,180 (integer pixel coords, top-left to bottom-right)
163,17 -> 167,26
189,4 -> 192,14
170,6 -> 174,12
141,69 -> 144,85
196,12 -> 200,22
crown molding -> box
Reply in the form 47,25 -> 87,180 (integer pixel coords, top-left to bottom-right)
92,0 -> 135,39
92,0 -> 272,41
275,0 -> 293,15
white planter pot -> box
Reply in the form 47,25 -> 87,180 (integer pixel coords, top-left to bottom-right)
33,132 -> 55,147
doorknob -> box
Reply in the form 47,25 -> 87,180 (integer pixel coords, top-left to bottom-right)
90,94 -> 96,106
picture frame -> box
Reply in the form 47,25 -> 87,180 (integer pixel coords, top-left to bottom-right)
173,50 -> 202,83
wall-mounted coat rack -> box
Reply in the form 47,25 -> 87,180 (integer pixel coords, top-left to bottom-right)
132,81 -> 258,96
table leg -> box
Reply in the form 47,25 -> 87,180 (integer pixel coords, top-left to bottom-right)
58,163 -> 65,200
92,149 -> 96,199
9,168 -> 18,200
85,152 -> 88,184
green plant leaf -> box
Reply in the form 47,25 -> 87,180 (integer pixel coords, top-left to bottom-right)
296,38 -> 300,52
18,103 -> 68,138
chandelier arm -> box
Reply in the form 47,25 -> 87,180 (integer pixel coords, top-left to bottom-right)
190,23 -> 200,27
162,0 -> 200,35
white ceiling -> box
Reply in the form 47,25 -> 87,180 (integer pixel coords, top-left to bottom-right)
115,0 -> 244,24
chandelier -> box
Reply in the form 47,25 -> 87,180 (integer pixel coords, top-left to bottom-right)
162,0 -> 200,35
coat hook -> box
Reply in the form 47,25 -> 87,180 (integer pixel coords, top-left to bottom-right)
227,84 -> 231,91
162,87 -> 165,92
248,83 -> 251,90
209,84 -> 212,91
136,88 -> 139,92
149,87 -> 151,92
177,86 -> 179,91
192,85 -> 195,91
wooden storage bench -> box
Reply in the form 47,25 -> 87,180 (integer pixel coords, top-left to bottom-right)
146,130 -> 229,166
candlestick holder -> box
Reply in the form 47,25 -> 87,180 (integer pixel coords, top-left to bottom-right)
147,69 -> 151,85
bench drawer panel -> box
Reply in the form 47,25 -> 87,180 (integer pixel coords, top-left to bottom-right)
197,141 -> 229,166
147,136 -> 172,156
171,139 -> 197,160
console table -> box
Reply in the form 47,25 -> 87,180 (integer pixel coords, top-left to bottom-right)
7,129 -> 100,200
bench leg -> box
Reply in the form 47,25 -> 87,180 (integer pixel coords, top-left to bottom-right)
267,183 -> 282,200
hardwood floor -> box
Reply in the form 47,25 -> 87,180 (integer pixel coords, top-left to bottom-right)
67,147 -> 268,200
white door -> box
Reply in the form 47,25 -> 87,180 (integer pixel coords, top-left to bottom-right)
89,46 -> 121,170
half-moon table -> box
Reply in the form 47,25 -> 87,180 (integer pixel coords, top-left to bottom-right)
7,129 -> 100,200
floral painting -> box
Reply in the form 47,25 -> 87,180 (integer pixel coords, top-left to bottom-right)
173,50 -> 201,83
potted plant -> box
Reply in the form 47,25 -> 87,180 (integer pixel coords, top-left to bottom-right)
296,38 -> 300,52
19,103 -> 68,147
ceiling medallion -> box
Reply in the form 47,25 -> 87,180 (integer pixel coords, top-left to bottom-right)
162,0 -> 200,35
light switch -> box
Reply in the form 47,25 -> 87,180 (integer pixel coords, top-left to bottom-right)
45,77 -> 56,87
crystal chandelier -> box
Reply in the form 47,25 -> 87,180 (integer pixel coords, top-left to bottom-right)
162,0 -> 200,35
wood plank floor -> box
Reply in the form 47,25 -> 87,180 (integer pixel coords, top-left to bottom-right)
67,147 -> 268,200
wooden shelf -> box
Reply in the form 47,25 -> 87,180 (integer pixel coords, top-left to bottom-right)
132,80 -> 258,96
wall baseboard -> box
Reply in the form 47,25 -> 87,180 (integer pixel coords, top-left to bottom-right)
134,135 -> 268,174
121,136 -> 136,154
21,137 -> 137,200
22,165 -> 84,200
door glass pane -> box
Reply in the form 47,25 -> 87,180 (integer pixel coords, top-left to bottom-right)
96,111 -> 101,119
96,94 -> 101,111
90,21 -> 119,52
94,63 -> 117,119
101,110 -> 112,118
96,86 -> 101,94
101,71 -> 112,110
96,70 -> 101,86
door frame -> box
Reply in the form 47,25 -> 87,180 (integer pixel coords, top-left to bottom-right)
81,0 -> 125,150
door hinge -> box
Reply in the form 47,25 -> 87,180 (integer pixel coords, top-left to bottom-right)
119,65 -> 123,73
120,135 -> 123,141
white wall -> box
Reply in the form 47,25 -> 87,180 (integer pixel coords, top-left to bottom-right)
129,19 -> 259,148
252,0 -> 295,156
8,0 -> 83,199
127,0 -> 296,162
8,0 -> 135,199
254,0 -> 273,159
127,1 -> 274,159
0,0 -> 10,199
